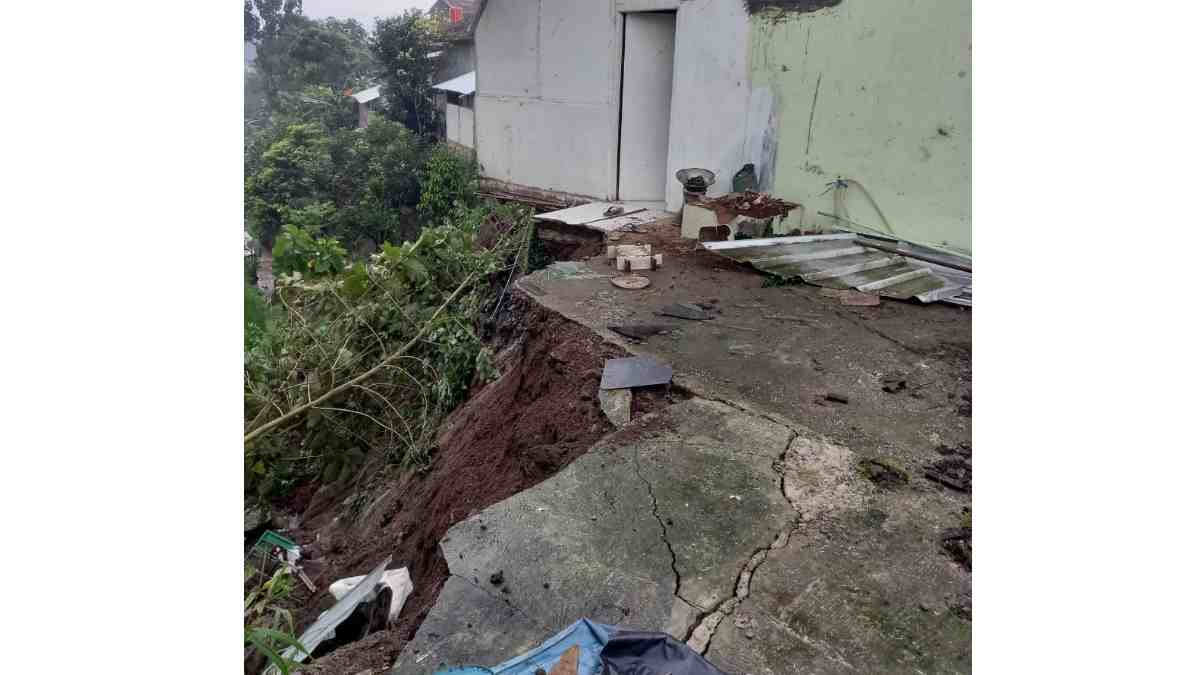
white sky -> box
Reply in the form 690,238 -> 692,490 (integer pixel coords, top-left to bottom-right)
302,0 -> 433,30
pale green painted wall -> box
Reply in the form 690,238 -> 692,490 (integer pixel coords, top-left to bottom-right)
750,2 -> 971,254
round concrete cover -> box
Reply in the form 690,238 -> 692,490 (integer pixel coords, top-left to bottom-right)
611,274 -> 651,290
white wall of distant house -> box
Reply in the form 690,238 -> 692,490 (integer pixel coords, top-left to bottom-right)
446,103 -> 474,148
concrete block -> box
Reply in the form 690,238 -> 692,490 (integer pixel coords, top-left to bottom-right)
615,254 -> 663,271
606,243 -> 652,259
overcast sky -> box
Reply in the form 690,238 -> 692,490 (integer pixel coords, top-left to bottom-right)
302,0 -> 433,30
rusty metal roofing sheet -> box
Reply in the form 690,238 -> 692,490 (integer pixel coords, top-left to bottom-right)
703,234 -> 971,305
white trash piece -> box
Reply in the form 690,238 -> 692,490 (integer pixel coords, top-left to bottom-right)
329,567 -> 413,623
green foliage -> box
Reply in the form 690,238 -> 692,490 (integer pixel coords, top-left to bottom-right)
253,11 -> 374,113
244,205 -> 536,496
245,0 -> 304,45
371,11 -> 445,135
244,566 -> 306,674
245,123 -> 333,245
271,219 -> 348,277
272,84 -> 359,135
245,281 -> 271,347
327,119 -> 429,246
418,145 -> 478,226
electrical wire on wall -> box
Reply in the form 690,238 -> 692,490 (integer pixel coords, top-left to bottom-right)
818,176 -> 970,259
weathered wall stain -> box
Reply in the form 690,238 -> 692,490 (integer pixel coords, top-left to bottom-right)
804,72 -> 822,156
745,0 -> 842,16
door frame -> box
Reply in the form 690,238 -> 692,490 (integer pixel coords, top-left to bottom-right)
615,9 -> 679,202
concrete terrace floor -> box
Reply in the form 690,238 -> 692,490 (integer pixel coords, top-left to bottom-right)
393,223 -> 972,674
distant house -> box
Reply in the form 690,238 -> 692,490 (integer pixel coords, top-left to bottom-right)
428,0 -> 480,83
432,72 -> 475,149
349,85 -> 381,129
428,0 -> 481,148
468,0 -> 972,254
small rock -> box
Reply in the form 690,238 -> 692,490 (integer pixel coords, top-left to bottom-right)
825,392 -> 850,404
543,582 -> 550,589
599,387 -> 633,427
489,571 -> 504,586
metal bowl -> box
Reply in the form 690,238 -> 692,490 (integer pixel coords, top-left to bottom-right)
675,168 -> 716,187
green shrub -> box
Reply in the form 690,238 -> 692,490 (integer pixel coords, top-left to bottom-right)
418,144 -> 478,226
244,203 -> 535,496
271,220 -> 347,277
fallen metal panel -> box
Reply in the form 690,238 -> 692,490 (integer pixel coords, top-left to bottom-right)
271,556 -> 392,672
534,202 -> 646,226
600,357 -> 673,390
702,234 -> 971,305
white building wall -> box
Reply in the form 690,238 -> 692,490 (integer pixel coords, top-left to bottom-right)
460,106 -> 474,148
475,0 -> 754,208
664,0 -> 753,211
474,0 -> 620,199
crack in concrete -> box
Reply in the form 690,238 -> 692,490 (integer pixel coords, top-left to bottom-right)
684,519 -> 800,655
631,446 -> 685,599
682,424 -> 806,656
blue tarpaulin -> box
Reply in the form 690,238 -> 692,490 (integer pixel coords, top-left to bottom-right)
435,618 -> 725,675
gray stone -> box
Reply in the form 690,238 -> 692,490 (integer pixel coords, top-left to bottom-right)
598,387 -> 632,426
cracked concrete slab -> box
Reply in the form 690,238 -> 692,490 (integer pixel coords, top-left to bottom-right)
705,502 -> 971,674
392,399 -> 795,673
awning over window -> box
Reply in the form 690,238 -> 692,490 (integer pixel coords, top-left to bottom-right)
432,71 -> 476,95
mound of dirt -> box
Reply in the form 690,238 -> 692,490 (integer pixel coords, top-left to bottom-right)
273,292 -> 673,673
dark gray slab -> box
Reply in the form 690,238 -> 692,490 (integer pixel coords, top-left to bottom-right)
600,356 -> 673,390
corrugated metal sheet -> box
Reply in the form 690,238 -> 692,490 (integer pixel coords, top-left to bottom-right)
351,85 -> 382,103
432,70 -> 476,95
703,233 -> 971,305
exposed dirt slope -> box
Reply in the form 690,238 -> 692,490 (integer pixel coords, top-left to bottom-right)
267,293 -> 671,673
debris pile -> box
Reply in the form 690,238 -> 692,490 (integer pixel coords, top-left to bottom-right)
706,190 -> 800,219
940,527 -> 972,571
924,443 -> 972,492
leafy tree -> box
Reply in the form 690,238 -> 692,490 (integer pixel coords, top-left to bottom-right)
272,84 -> 358,135
371,11 -> 446,136
245,123 -> 333,246
244,0 -> 304,45
418,145 -> 478,225
251,10 -> 373,115
328,120 -> 430,246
